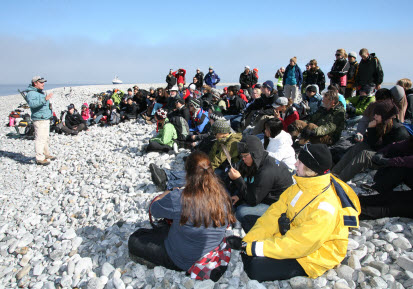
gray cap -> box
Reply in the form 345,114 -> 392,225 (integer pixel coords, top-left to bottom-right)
209,66 -> 213,70
348,51 -> 357,58
272,97 -> 288,108
32,76 -> 47,83
390,85 -> 405,103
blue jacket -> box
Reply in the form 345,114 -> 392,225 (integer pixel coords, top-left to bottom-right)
283,64 -> 303,88
204,71 -> 220,88
303,85 -> 322,115
26,85 -> 53,121
189,108 -> 209,133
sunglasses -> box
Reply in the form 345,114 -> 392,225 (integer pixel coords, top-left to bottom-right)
303,143 -> 320,166
335,54 -> 341,56
240,153 -> 250,159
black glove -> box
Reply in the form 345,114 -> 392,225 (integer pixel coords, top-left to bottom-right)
372,153 -> 390,167
226,236 -> 246,252
301,128 -> 316,139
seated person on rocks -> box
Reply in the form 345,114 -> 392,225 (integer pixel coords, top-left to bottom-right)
328,84 -> 346,110
245,81 -> 277,134
208,120 -> 243,175
223,85 -> 246,132
273,97 -> 300,131
296,84 -> 322,118
92,101 -> 105,123
288,90 -> 345,145
332,99 -> 409,182
120,97 -> 138,121
111,89 -> 124,109
80,103 -> 91,125
396,78 -> 413,122
354,88 -> 393,141
105,100 -> 121,126
146,108 -> 178,153
262,118 -> 296,171
358,136 -> 413,219
63,104 -> 87,135
141,88 -> 165,122
132,86 -> 148,114
228,135 -> 293,233
192,112 -> 228,154
226,144 -> 360,282
345,85 -> 375,127
211,89 -> 227,113
188,98 -> 209,135
167,97 -> 190,123
129,151 -> 235,281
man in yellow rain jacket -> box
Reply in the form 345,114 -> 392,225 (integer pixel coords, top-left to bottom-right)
226,143 -> 360,281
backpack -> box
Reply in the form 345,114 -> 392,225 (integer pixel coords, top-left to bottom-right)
169,116 -> 190,141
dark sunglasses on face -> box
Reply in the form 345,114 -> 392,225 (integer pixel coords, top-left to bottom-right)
335,54 -> 341,56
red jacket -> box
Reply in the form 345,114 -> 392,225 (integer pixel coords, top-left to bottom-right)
172,69 -> 186,85
280,107 -> 299,131
238,90 -> 248,103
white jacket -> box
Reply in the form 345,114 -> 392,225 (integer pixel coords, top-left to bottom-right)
262,130 -> 296,170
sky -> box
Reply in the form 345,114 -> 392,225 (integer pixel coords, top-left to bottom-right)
1,0 -> 412,85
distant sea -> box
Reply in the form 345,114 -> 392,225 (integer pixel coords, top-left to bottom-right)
0,84 -> 104,97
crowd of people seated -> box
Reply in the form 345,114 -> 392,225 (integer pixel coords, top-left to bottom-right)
32,48 -> 413,282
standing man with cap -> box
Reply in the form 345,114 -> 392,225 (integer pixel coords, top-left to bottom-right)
26,76 -> 55,166
240,66 -> 257,98
204,66 -> 220,88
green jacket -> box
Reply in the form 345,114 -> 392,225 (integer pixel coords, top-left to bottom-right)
209,133 -> 243,170
112,90 -> 124,107
150,119 -> 177,147
346,94 -> 376,116
307,103 -> 345,144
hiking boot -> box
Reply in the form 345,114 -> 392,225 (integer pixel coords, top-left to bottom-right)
129,252 -> 156,269
71,130 -> 79,135
45,155 -> 57,161
149,163 -> 167,191
173,142 -> 179,154
36,159 -> 50,166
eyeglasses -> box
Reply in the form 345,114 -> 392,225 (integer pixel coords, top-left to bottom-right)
240,153 -> 250,159
303,143 -> 320,166
335,54 -> 341,56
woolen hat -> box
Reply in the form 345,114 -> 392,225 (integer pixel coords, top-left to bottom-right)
298,143 -> 332,175
348,51 -> 357,58
155,108 -> 167,119
170,85 -> 179,91
190,98 -> 201,109
390,85 -> 405,103
262,80 -> 274,91
67,104 -> 75,110
211,120 -> 231,134
211,88 -> 221,98
374,99 -> 399,121
245,66 -> 250,70
189,84 -> 196,90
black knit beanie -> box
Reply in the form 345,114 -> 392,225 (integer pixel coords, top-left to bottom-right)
374,99 -> 399,121
298,144 -> 332,175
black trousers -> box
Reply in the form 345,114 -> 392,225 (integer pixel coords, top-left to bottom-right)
241,254 -> 306,282
359,190 -> 413,220
128,226 -> 182,271
147,141 -> 172,153
372,167 -> 413,193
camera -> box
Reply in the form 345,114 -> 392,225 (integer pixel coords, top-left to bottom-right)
278,213 -> 291,235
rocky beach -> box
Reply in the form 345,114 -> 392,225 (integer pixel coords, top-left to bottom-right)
0,84 -> 412,289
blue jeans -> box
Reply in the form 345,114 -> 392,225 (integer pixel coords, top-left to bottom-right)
224,114 -> 243,132
346,115 -> 363,128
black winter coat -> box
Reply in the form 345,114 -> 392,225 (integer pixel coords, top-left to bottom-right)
195,72 -> 204,89
239,72 -> 258,89
329,58 -> 350,85
355,53 -> 384,87
226,95 -> 245,115
65,112 -> 86,129
304,68 -> 326,92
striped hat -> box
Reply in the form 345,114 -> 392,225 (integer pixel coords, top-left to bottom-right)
190,98 -> 201,109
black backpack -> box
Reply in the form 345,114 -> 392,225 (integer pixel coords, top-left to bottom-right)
169,116 -> 189,141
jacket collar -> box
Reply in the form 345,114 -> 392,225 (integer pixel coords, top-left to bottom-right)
293,173 -> 332,196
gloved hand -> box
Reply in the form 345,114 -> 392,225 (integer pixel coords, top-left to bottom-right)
354,133 -> 364,142
301,127 -> 316,139
372,153 -> 390,167
226,236 -> 246,252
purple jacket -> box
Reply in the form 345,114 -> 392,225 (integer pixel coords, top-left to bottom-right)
378,139 -> 413,168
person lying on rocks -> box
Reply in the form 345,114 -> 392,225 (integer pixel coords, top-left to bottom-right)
129,151 -> 235,282
228,135 -> 293,233
332,99 -> 409,182
288,89 -> 345,145
146,108 -> 178,153
226,144 -> 360,282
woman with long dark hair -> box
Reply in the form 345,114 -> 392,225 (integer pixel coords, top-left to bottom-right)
128,151 -> 235,277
